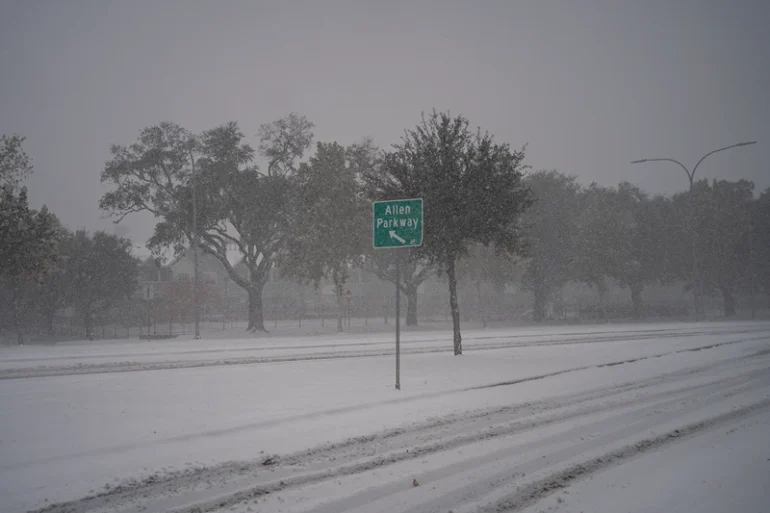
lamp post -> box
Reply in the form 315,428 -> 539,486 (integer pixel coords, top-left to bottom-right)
748,206 -> 756,320
631,141 -> 757,320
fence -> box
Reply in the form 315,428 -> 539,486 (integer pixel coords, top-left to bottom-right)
9,293 -> 767,344
42,302 -> 446,340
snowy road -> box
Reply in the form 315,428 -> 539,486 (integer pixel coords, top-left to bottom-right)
1,322 -> 769,512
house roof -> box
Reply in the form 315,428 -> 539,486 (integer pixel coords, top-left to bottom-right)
169,247 -> 231,275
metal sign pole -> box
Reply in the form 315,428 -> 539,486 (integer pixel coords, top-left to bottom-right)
395,251 -> 401,390
371,198 -> 423,391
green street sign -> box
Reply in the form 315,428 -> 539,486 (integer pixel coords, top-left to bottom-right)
373,198 -> 423,248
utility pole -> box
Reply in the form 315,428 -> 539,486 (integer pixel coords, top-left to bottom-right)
632,141 -> 757,321
146,285 -> 152,337
189,142 -> 201,339
223,276 -> 228,331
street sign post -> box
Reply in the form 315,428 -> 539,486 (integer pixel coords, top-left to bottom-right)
373,198 -> 423,391
373,198 -> 423,249
394,254 -> 401,389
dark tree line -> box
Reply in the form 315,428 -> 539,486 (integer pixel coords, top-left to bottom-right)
0,135 -> 139,343
510,172 -> 769,321
2,112 -> 767,349
98,111 -> 532,352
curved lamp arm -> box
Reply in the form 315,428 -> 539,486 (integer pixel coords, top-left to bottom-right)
631,158 -> 692,184
691,141 -> 757,178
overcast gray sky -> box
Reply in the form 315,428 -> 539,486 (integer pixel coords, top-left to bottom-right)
1,0 -> 768,250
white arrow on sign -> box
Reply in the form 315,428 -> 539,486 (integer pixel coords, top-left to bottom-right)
388,230 -> 406,244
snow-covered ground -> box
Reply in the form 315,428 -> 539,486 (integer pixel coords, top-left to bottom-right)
519,410 -> 770,513
1,321 -> 769,512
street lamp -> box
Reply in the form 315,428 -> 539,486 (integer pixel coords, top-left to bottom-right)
631,141 -> 757,320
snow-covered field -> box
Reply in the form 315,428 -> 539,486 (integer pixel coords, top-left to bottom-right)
1,321 -> 769,513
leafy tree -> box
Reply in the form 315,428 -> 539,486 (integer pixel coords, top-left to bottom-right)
693,179 -> 754,316
614,184 -> 673,316
752,188 -> 770,308
64,230 -> 139,337
365,111 -> 531,354
574,182 -> 669,318
258,113 -> 315,177
33,220 -> 72,334
346,137 -> 379,180
186,122 -> 297,332
0,135 -> 59,344
520,170 -> 581,322
0,134 -> 33,189
573,184 -> 619,316
0,187 -> 60,343
280,142 -> 366,332
647,194 -> 684,287
100,116 -> 314,332
667,179 -> 755,317
352,138 -> 436,327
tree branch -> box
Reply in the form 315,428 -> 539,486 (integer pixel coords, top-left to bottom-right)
212,225 -> 246,256
197,242 -> 249,290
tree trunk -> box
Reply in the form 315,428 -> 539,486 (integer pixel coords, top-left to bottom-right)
83,307 -> 93,339
630,282 -> 645,319
596,281 -> 608,322
446,257 -> 462,355
13,291 -> 24,345
533,282 -> 547,323
405,284 -> 418,327
475,281 -> 487,328
46,310 -> 55,336
247,282 -> 267,332
720,285 -> 736,317
336,285 -> 344,333
600,292 -> 608,322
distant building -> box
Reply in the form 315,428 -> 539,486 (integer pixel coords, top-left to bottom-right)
134,257 -> 172,300
168,249 -> 238,288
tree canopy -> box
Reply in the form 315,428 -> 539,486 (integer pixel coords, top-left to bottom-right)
280,141 -> 367,331
365,111 -> 531,354
520,170 -> 582,322
0,135 -> 59,344
64,230 -> 139,337
100,115 -> 315,332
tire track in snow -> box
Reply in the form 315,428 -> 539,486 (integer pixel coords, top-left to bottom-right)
7,335 -> 769,476
26,349 -> 770,513
140,368 -> 770,512
482,400 -> 770,512
470,333 -> 770,390
8,336 -> 770,476
281,355 -> 770,471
